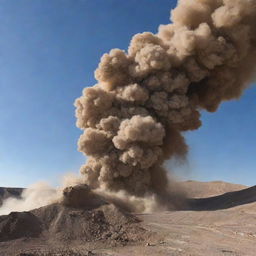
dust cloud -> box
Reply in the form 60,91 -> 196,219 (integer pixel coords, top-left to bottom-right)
0,174 -> 82,215
75,0 -> 256,205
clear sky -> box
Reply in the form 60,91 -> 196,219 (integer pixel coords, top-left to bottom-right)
1,0 -> 255,188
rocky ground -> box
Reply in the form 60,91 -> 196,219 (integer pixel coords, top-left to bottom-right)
0,181 -> 256,256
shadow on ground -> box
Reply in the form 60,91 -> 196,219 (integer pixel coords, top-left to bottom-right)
186,186 -> 256,211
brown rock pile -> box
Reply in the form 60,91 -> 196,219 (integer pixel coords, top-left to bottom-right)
0,185 -> 148,254
0,211 -> 42,242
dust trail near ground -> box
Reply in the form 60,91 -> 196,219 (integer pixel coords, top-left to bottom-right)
75,0 -> 256,207
0,174 -> 82,215
0,182 -> 58,215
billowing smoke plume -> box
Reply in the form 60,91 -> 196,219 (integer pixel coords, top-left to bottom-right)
75,0 -> 256,198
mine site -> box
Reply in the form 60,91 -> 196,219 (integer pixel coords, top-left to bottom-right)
1,0 -> 256,255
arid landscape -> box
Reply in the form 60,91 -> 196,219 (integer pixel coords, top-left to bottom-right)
1,0 -> 256,255
1,180 -> 256,256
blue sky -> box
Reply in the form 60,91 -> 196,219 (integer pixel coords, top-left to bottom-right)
0,0 -> 255,188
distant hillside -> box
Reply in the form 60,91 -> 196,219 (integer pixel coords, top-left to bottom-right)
0,187 -> 23,206
180,180 -> 247,198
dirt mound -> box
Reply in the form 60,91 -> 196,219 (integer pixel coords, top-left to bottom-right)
31,202 -> 145,244
0,185 -> 149,255
0,211 -> 42,242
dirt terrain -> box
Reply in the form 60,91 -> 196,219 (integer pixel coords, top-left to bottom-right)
1,181 -> 256,256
